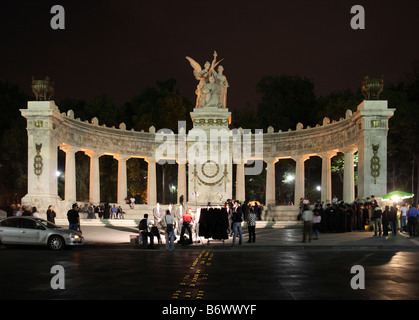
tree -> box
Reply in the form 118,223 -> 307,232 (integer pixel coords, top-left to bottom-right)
0,82 -> 30,206
256,75 -> 318,131
123,79 -> 193,132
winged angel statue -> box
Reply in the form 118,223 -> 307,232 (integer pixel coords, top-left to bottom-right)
186,51 -> 229,108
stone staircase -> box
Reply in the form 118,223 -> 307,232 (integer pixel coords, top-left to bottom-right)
55,205 -> 302,229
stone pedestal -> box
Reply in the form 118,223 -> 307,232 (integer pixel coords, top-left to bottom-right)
355,100 -> 395,200
20,101 -> 63,217
188,107 -> 232,206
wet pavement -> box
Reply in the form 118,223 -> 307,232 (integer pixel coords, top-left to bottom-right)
1,220 -> 419,304
53,219 -> 419,251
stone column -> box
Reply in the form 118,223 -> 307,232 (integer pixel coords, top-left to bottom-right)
61,145 -> 77,203
235,161 -> 245,202
21,101 -> 61,211
177,162 -> 187,204
146,157 -> 157,205
115,154 -> 129,205
85,150 -> 100,205
265,158 -> 276,205
355,100 -> 395,200
319,151 -> 336,204
293,155 -> 309,205
343,148 -> 357,204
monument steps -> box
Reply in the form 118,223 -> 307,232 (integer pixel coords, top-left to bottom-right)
54,205 -> 302,229
55,218 -> 301,229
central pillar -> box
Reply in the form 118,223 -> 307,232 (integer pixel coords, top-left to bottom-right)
177,162 -> 187,204
188,106 -> 232,205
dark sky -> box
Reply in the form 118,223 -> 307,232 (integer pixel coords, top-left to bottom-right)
1,0 -> 419,113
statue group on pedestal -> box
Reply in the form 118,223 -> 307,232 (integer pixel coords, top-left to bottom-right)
186,51 -> 229,108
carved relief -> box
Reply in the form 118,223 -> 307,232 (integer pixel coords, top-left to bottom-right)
34,143 -> 43,176
370,144 -> 380,184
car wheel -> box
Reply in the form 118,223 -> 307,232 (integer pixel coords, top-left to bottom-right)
48,235 -> 65,250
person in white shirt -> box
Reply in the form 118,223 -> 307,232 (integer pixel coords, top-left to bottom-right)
139,214 -> 154,248
301,204 -> 314,243
31,207 -> 40,218
400,203 -> 408,233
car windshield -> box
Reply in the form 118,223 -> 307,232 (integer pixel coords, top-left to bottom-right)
34,218 -> 60,229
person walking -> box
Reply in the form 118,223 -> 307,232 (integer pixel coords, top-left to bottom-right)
232,201 -> 243,246
247,207 -> 256,243
382,205 -> 390,236
67,203 -> 80,231
301,204 -> 314,243
389,203 -> 398,235
312,204 -> 322,240
400,203 -> 408,233
165,210 -> 175,251
372,206 -> 383,236
46,205 -> 56,224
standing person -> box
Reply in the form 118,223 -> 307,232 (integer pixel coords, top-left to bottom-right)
87,203 -> 95,219
175,203 -> 184,237
407,204 -> 418,237
67,203 -> 80,231
117,206 -> 124,219
389,203 -> 398,235
372,206 -> 383,236
232,202 -> 243,246
138,214 -> 154,249
153,203 -> 163,231
400,203 -> 408,233
227,200 -> 233,235
301,204 -> 314,243
165,209 -> 175,251
180,208 -> 194,245
312,204 -> 322,240
382,205 -> 390,236
111,205 -> 118,219
247,207 -> 256,243
46,205 -> 56,224
31,207 -> 40,218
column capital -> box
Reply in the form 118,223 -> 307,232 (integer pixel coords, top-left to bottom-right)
291,154 -> 310,162
84,149 -> 101,158
341,147 -> 358,155
263,157 -> 277,164
318,151 -> 337,159
60,144 -> 78,154
144,156 -> 156,164
114,154 -> 130,162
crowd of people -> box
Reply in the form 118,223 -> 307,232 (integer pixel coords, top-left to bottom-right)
138,199 -> 261,250
298,195 -> 419,242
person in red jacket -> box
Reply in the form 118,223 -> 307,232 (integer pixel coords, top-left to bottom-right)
180,208 -> 194,245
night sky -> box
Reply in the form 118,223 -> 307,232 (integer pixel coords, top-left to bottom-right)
1,0 -> 419,113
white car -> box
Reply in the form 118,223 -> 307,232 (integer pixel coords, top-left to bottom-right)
0,216 -> 84,250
